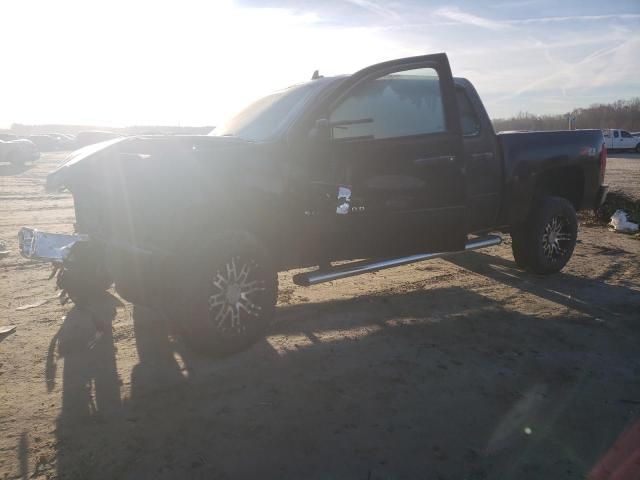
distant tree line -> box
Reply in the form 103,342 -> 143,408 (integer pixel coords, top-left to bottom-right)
5,97 -> 640,136
492,97 -> 640,132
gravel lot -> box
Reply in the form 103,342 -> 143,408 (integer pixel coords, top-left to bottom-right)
1,152 -> 639,479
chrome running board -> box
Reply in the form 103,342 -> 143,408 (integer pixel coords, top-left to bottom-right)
293,235 -> 502,286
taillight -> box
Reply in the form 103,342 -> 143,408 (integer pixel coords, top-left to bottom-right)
599,143 -> 607,183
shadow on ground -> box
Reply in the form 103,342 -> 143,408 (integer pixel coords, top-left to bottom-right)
28,254 -> 640,479
0,162 -> 32,176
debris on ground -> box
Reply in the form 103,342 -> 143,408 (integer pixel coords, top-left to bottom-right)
609,209 -> 639,233
0,325 -> 17,335
0,239 -> 9,258
15,293 -> 61,311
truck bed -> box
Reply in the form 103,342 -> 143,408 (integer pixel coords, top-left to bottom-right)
496,129 -> 605,226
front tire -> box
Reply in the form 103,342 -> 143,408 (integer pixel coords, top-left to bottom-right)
173,231 -> 278,356
56,242 -> 113,305
510,196 -> 578,274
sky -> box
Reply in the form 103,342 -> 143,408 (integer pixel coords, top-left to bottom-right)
1,0 -> 639,128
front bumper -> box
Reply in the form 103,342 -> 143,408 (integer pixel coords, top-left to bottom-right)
595,185 -> 609,209
18,227 -> 88,262
18,227 -> 170,306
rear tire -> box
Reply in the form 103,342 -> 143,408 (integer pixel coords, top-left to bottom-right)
510,196 -> 578,274
172,231 -> 278,356
635,143 -> 640,153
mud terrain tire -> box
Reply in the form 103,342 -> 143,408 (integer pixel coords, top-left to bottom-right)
510,196 -> 578,274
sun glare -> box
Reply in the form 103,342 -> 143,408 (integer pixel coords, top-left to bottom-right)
0,0 -> 412,128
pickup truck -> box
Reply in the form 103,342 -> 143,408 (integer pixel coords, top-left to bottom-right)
18,53 -> 609,354
602,128 -> 640,152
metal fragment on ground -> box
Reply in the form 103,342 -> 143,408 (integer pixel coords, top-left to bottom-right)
0,325 -> 17,335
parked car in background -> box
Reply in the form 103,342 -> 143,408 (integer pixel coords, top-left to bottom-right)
75,131 -> 122,148
0,133 -> 19,141
28,134 -> 63,152
47,133 -> 75,149
602,129 -> 640,152
0,138 -> 40,165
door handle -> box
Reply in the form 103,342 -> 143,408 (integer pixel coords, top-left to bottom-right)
413,155 -> 456,167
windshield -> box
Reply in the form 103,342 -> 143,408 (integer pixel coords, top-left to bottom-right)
211,82 -> 321,141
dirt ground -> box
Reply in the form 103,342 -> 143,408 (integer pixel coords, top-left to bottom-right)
1,153 -> 639,480
606,152 -> 640,199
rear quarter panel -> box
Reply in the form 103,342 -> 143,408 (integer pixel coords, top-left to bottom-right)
497,129 -> 604,226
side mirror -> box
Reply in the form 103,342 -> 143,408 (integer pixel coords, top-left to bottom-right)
308,118 -> 330,141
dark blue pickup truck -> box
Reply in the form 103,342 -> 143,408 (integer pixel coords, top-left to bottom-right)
19,53 -> 608,354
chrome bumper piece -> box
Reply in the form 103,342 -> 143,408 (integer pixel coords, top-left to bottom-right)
18,227 -> 88,262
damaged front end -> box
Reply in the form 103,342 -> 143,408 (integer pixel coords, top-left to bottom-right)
18,227 -> 111,305
17,138 -> 129,304
18,227 -> 88,262
17,139 -> 124,262
18,134 -> 251,307
18,137 -> 128,263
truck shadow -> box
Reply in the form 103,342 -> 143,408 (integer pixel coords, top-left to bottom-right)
444,250 -> 640,318
49,263 -> 639,479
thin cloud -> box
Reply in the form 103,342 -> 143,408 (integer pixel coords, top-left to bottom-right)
433,7 -> 511,31
389,12 -> 640,31
491,0 -> 542,7
447,29 -> 629,56
495,36 -> 640,103
343,0 -> 400,19
509,13 -> 640,24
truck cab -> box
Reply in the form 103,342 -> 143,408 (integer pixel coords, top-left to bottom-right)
602,129 -> 640,152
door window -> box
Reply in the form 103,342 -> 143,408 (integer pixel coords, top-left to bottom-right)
329,67 -> 445,140
621,131 -> 632,138
614,130 -> 619,138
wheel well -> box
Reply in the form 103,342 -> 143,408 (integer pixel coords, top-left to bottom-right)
534,167 -> 584,210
